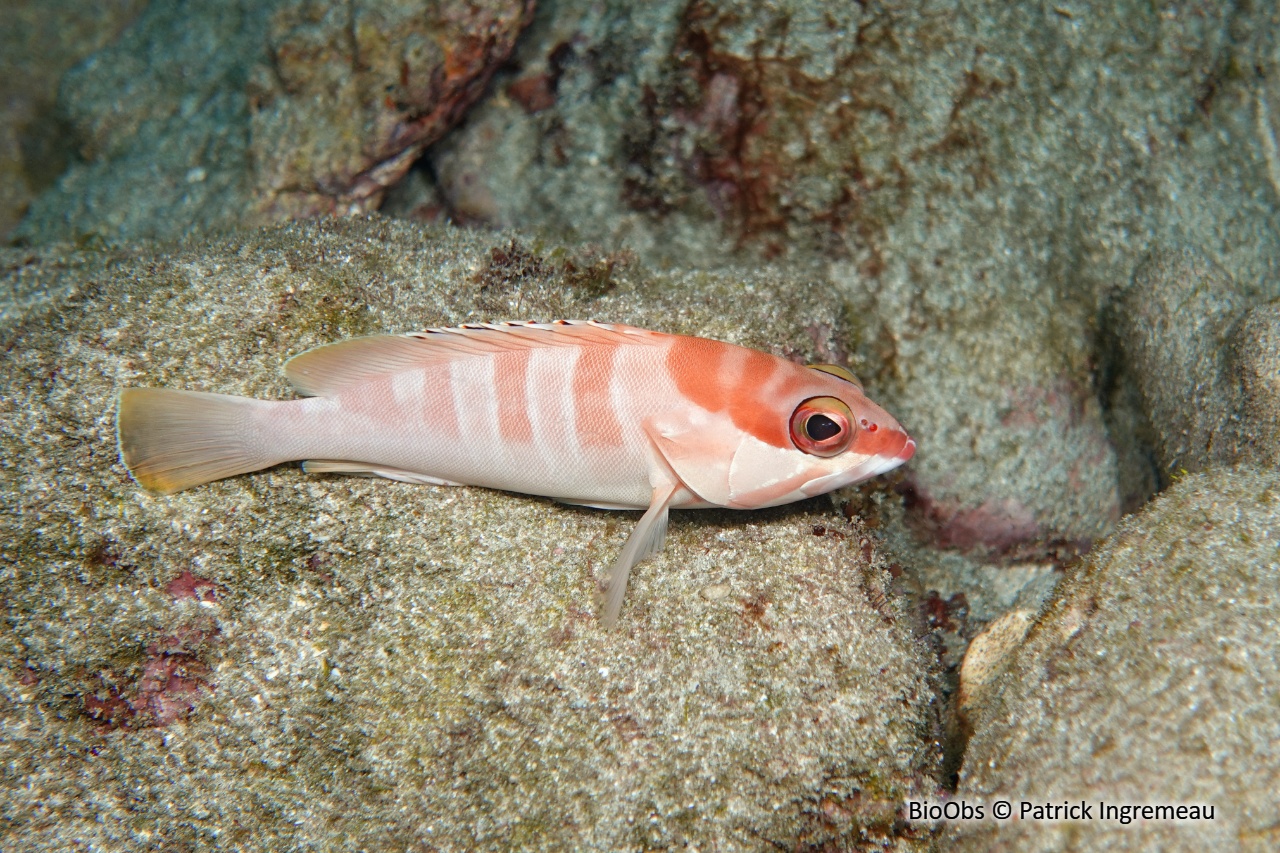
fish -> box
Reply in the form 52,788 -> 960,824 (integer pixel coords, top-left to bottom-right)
117,320 -> 915,625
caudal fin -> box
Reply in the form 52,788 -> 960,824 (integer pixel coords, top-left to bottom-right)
117,388 -> 273,494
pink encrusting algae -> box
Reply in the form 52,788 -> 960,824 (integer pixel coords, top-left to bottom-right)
117,321 -> 915,625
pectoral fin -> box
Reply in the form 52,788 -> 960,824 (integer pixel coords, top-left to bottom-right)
644,413 -> 813,509
642,414 -> 736,506
600,482 -> 678,627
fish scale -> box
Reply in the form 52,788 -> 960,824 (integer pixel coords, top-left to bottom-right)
117,320 -> 915,624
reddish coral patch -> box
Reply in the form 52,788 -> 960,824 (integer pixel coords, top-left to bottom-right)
81,621 -> 219,731
85,680 -> 135,729
135,653 -> 213,727
166,570 -> 218,602
900,478 -> 1096,561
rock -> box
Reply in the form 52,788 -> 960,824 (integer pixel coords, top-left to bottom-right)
14,0 -> 533,243
420,0 -> 1280,559
427,0 -> 1272,556
1230,301 -> 1280,466
248,0 -> 535,221
945,466 -> 1280,851
0,0 -> 148,239
17,0 -> 1280,561
0,217 -> 941,850
378,161 -> 448,222
1111,248 -> 1246,478
1109,248 -> 1280,491
955,609 -> 1033,729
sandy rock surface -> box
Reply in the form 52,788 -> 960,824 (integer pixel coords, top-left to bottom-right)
0,217 -> 941,851
425,0 -> 1280,558
7,2 -> 1280,848
945,467 -> 1280,852
12,1 -> 1280,566
14,0 -> 533,242
0,0 -> 147,240
1109,246 -> 1280,487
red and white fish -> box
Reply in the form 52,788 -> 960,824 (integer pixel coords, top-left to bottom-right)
117,321 -> 915,624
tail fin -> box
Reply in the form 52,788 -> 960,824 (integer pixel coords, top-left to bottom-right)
117,388 -> 274,494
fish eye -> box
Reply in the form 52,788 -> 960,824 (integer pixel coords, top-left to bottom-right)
805,414 -> 841,441
789,396 -> 855,457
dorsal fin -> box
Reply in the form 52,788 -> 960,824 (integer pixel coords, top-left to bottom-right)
283,320 -> 654,396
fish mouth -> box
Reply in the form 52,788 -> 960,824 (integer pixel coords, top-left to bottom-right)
800,430 -> 915,497
859,433 -> 915,478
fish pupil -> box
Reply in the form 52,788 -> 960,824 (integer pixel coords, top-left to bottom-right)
805,414 -> 841,442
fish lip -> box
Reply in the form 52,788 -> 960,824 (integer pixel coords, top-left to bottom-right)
874,431 -> 915,474
799,430 -> 915,497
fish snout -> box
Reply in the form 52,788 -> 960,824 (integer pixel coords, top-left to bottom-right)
865,430 -> 915,479
853,427 -> 915,482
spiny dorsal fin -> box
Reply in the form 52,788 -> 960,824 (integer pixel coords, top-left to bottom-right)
283,320 -> 655,396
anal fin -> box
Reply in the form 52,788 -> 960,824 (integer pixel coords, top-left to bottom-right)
301,460 -> 465,486
557,498 -> 648,510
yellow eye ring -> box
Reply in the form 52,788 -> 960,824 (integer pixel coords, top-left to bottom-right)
789,396 -> 855,457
